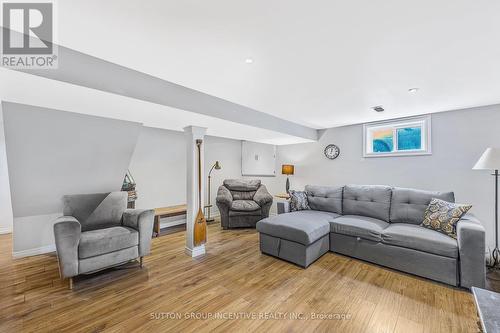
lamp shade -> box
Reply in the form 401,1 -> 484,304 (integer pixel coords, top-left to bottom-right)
473,148 -> 500,170
214,161 -> 221,170
281,164 -> 294,175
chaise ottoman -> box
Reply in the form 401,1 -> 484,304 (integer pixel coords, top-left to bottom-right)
256,210 -> 337,267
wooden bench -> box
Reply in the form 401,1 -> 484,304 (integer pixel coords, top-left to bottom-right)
153,204 -> 187,237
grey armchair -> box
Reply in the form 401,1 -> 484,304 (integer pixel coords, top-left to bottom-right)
216,179 -> 273,229
53,191 -> 154,289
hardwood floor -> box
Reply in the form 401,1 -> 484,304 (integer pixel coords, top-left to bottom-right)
0,222 -> 479,332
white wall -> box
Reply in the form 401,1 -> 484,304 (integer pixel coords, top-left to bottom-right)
4,115 -> 264,256
128,126 -> 246,224
0,105 -> 13,235
6,101 -> 497,256
266,104 -> 500,250
3,102 -> 141,256
204,135 -> 245,216
129,127 -> 186,209
241,141 -> 276,176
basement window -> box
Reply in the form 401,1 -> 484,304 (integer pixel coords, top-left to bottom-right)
363,115 -> 432,157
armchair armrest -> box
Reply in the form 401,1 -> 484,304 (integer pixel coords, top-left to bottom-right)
216,186 -> 232,229
123,209 -> 155,257
216,186 -> 233,207
457,213 -> 486,288
53,216 -> 81,279
253,185 -> 273,207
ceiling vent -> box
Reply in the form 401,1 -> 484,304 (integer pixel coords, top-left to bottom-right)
372,106 -> 385,112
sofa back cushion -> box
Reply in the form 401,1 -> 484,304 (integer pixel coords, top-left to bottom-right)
230,190 -> 256,200
63,192 -> 127,231
305,185 -> 343,214
390,187 -> 455,224
342,185 -> 392,222
223,179 -> 261,191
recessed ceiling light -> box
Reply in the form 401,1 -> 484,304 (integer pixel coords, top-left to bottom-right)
245,58 -> 253,64
372,106 -> 385,112
408,87 -> 419,93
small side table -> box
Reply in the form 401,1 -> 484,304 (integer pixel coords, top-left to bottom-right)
472,286 -> 500,332
274,193 -> 290,215
153,204 -> 187,237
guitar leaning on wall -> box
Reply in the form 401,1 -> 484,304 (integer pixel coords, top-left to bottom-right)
193,139 -> 207,246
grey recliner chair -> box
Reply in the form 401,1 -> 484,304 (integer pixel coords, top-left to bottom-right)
216,179 -> 273,229
53,191 -> 154,289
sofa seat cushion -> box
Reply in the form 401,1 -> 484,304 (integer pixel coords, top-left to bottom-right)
330,215 -> 389,242
381,223 -> 458,258
79,226 -> 139,259
256,210 -> 337,245
231,200 -> 260,212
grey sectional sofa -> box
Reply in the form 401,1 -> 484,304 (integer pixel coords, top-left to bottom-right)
256,185 -> 486,289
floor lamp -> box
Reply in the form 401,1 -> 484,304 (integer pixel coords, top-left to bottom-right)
473,148 -> 500,276
206,161 -> 221,223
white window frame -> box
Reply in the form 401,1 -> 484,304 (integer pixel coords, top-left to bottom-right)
363,115 -> 432,157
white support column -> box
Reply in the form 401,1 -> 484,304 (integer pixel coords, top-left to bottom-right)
184,126 -> 207,257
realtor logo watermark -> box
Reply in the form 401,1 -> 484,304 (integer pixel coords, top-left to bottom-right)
1,0 -> 58,68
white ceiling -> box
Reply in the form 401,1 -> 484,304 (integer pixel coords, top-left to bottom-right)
50,0 -> 500,128
3,0 -> 500,142
0,68 -> 311,145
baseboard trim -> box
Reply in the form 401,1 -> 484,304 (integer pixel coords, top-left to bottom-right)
0,226 -> 12,234
13,244 -> 56,259
206,212 -> 221,219
185,245 -> 206,257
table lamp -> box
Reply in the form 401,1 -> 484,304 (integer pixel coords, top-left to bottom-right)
281,164 -> 294,193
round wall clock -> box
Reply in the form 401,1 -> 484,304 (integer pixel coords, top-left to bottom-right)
324,144 -> 340,160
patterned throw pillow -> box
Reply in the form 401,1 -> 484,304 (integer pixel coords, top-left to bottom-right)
421,198 -> 472,238
289,190 -> 310,212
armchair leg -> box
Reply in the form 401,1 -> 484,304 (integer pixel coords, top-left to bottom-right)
69,277 -> 73,290
140,257 -> 144,268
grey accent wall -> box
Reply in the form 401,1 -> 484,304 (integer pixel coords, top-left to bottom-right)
266,104 -> 500,249
2,102 -> 141,253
